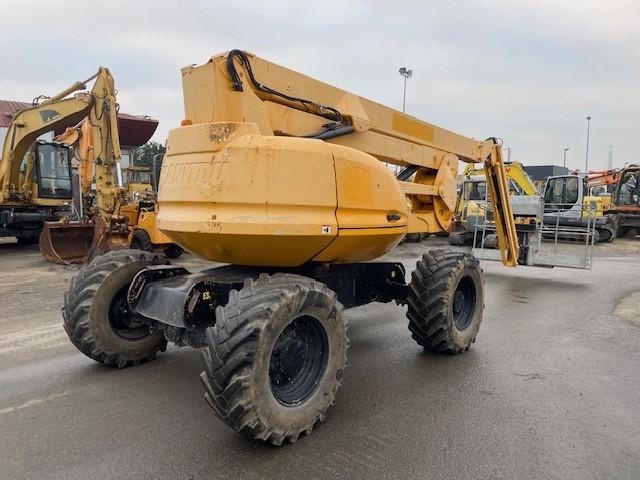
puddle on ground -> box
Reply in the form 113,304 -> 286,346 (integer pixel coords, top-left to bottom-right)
614,292 -> 640,326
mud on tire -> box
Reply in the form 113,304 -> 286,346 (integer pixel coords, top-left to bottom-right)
63,249 -> 167,368
407,250 -> 484,354
200,274 -> 347,446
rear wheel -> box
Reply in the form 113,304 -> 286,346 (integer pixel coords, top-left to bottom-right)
163,244 -> 184,259
407,250 -> 484,353
448,231 -> 476,246
200,274 -> 347,445
63,249 -> 167,368
404,233 -> 422,243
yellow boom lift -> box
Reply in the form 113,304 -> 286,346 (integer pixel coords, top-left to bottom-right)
62,50 -> 518,445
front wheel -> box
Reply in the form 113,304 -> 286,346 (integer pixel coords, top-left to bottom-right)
200,274 -> 347,445
407,250 -> 484,353
63,249 -> 167,368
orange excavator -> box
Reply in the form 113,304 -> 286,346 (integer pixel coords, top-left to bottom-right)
585,165 -> 640,237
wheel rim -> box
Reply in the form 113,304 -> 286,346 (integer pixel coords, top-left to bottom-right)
452,276 -> 476,330
108,285 -> 152,341
269,315 -> 329,407
598,229 -> 612,242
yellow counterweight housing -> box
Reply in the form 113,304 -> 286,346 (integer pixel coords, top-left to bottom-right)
158,122 -> 408,266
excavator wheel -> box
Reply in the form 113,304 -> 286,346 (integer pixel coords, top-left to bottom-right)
63,249 -> 167,368
596,215 -> 618,243
130,229 -> 153,252
16,234 -> 40,246
200,273 -> 347,446
407,250 -> 484,354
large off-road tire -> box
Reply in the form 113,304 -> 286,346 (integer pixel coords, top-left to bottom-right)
404,233 -> 422,243
63,249 -> 167,368
447,232 -> 469,246
201,274 -> 347,446
407,250 -> 484,354
448,231 -> 486,247
130,229 -> 153,252
163,244 -> 184,259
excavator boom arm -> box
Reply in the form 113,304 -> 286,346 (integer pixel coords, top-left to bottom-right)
0,95 -> 91,200
0,68 -> 121,220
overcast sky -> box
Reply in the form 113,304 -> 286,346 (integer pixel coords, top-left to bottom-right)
1,0 -> 638,170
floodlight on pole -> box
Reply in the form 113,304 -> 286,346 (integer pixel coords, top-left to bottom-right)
585,116 -> 591,172
399,67 -> 413,113
563,147 -> 570,168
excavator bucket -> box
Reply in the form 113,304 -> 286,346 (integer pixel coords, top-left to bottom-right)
39,220 -> 130,264
39,222 -> 97,264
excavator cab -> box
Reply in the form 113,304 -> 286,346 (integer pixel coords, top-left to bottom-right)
123,166 -> 154,200
616,169 -> 640,207
32,141 -> 73,200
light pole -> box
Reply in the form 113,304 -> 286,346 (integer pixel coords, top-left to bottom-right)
563,147 -> 570,168
503,147 -> 512,162
398,67 -> 413,113
585,116 -> 591,172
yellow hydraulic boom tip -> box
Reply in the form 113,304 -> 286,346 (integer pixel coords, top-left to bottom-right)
484,143 -> 519,266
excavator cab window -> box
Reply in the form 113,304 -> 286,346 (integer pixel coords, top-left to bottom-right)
618,171 -> 639,206
125,169 -> 151,186
464,180 -> 487,201
34,141 -> 72,199
544,176 -> 579,211
508,179 -> 523,195
589,185 -> 609,197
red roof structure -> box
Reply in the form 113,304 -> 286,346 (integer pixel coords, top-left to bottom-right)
0,100 -> 30,128
0,99 -> 159,147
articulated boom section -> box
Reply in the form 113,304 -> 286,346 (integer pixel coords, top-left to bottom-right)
158,50 -> 518,266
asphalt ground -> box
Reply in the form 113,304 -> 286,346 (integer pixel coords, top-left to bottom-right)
1,237 -> 639,479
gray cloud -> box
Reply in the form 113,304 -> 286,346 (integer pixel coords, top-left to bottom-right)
1,0 -> 638,170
